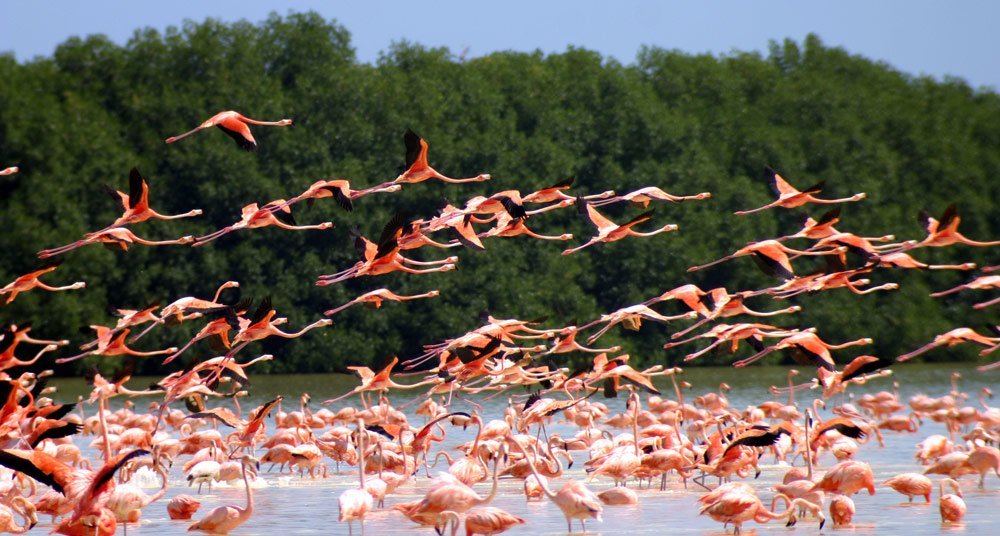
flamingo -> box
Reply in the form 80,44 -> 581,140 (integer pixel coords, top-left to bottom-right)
688,239 -> 842,279
877,251 -> 976,271
167,495 -> 201,520
193,200 -> 332,246
828,495 -> 855,527
579,304 -> 697,344
911,203 -> 1000,248
271,178 -> 401,213
896,327 -> 1000,362
590,185 -> 711,207
321,356 -> 440,406
106,459 -> 170,525
0,258 -> 85,305
339,419 -> 373,535
37,227 -> 195,258
520,176 -> 615,204
224,297 -> 333,359
506,434 -> 602,533
939,478 -> 967,523
734,166 -> 865,215
809,460 -> 876,496
733,331 -> 872,368
391,129 -> 491,185
0,166 -> 18,176
95,167 -> 203,234
55,327 -> 177,364
699,486 -> 824,534
324,288 -> 441,317
931,275 -> 1000,298
166,110 -> 292,151
188,455 -> 258,534
437,507 -> 527,536
0,496 -> 36,533
881,472 -> 933,502
562,201 -> 677,255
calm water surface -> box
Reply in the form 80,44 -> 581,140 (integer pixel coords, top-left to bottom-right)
41,363 -> 999,535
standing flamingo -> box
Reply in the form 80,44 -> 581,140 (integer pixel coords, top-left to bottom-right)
939,478 -> 967,523
166,110 -> 292,151
735,166 -> 865,215
506,434 -> 602,533
339,419 -> 374,535
188,455 -> 258,533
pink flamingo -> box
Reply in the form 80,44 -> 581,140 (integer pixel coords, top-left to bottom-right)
166,110 -> 292,151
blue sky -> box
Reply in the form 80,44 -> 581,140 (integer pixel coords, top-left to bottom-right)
2,1 -> 998,90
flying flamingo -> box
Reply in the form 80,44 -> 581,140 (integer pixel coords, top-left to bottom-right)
37,227 -> 195,258
562,201 -> 677,255
0,258 -> 85,305
188,455 -> 258,534
94,167 -> 203,234
224,297 -> 332,359
269,178 -> 401,214
165,110 -> 292,151
0,323 -> 65,371
734,166 -> 865,215
338,419 -> 373,535
477,211 -> 574,242
390,129 -> 491,185
896,327 -> 1000,362
733,331 -> 872,368
321,356 -> 440,406
579,304 -> 697,343
591,185 -> 711,207
193,200 -> 332,246
324,288 -> 441,316
911,203 -> 1000,248
154,280 -> 240,327
520,176 -> 615,204
55,327 -> 177,364
317,217 -> 457,284
506,435 -> 602,533
931,275 -> 1000,299
938,478 -> 966,523
0,166 -> 18,176
877,251 -> 976,271
161,299 -> 250,364
688,239 -> 843,279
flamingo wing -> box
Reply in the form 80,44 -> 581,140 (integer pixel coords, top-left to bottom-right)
319,184 -> 354,212
576,199 -> 617,231
840,356 -> 891,382
0,449 -> 75,494
216,121 -> 257,151
403,129 -> 422,168
127,168 -> 145,209
103,185 -> 127,212
765,167 -> 798,196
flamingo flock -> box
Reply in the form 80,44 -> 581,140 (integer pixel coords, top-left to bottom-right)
0,109 -> 997,534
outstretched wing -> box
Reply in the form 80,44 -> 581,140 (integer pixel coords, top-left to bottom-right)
403,129 -> 422,169
128,167 -> 144,209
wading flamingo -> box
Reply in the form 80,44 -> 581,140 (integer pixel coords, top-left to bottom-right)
188,455 -> 258,533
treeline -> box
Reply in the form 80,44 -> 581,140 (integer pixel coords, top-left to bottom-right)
0,12 -> 997,376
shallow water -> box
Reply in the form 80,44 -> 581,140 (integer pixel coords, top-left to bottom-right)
38,363 -> 1000,535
